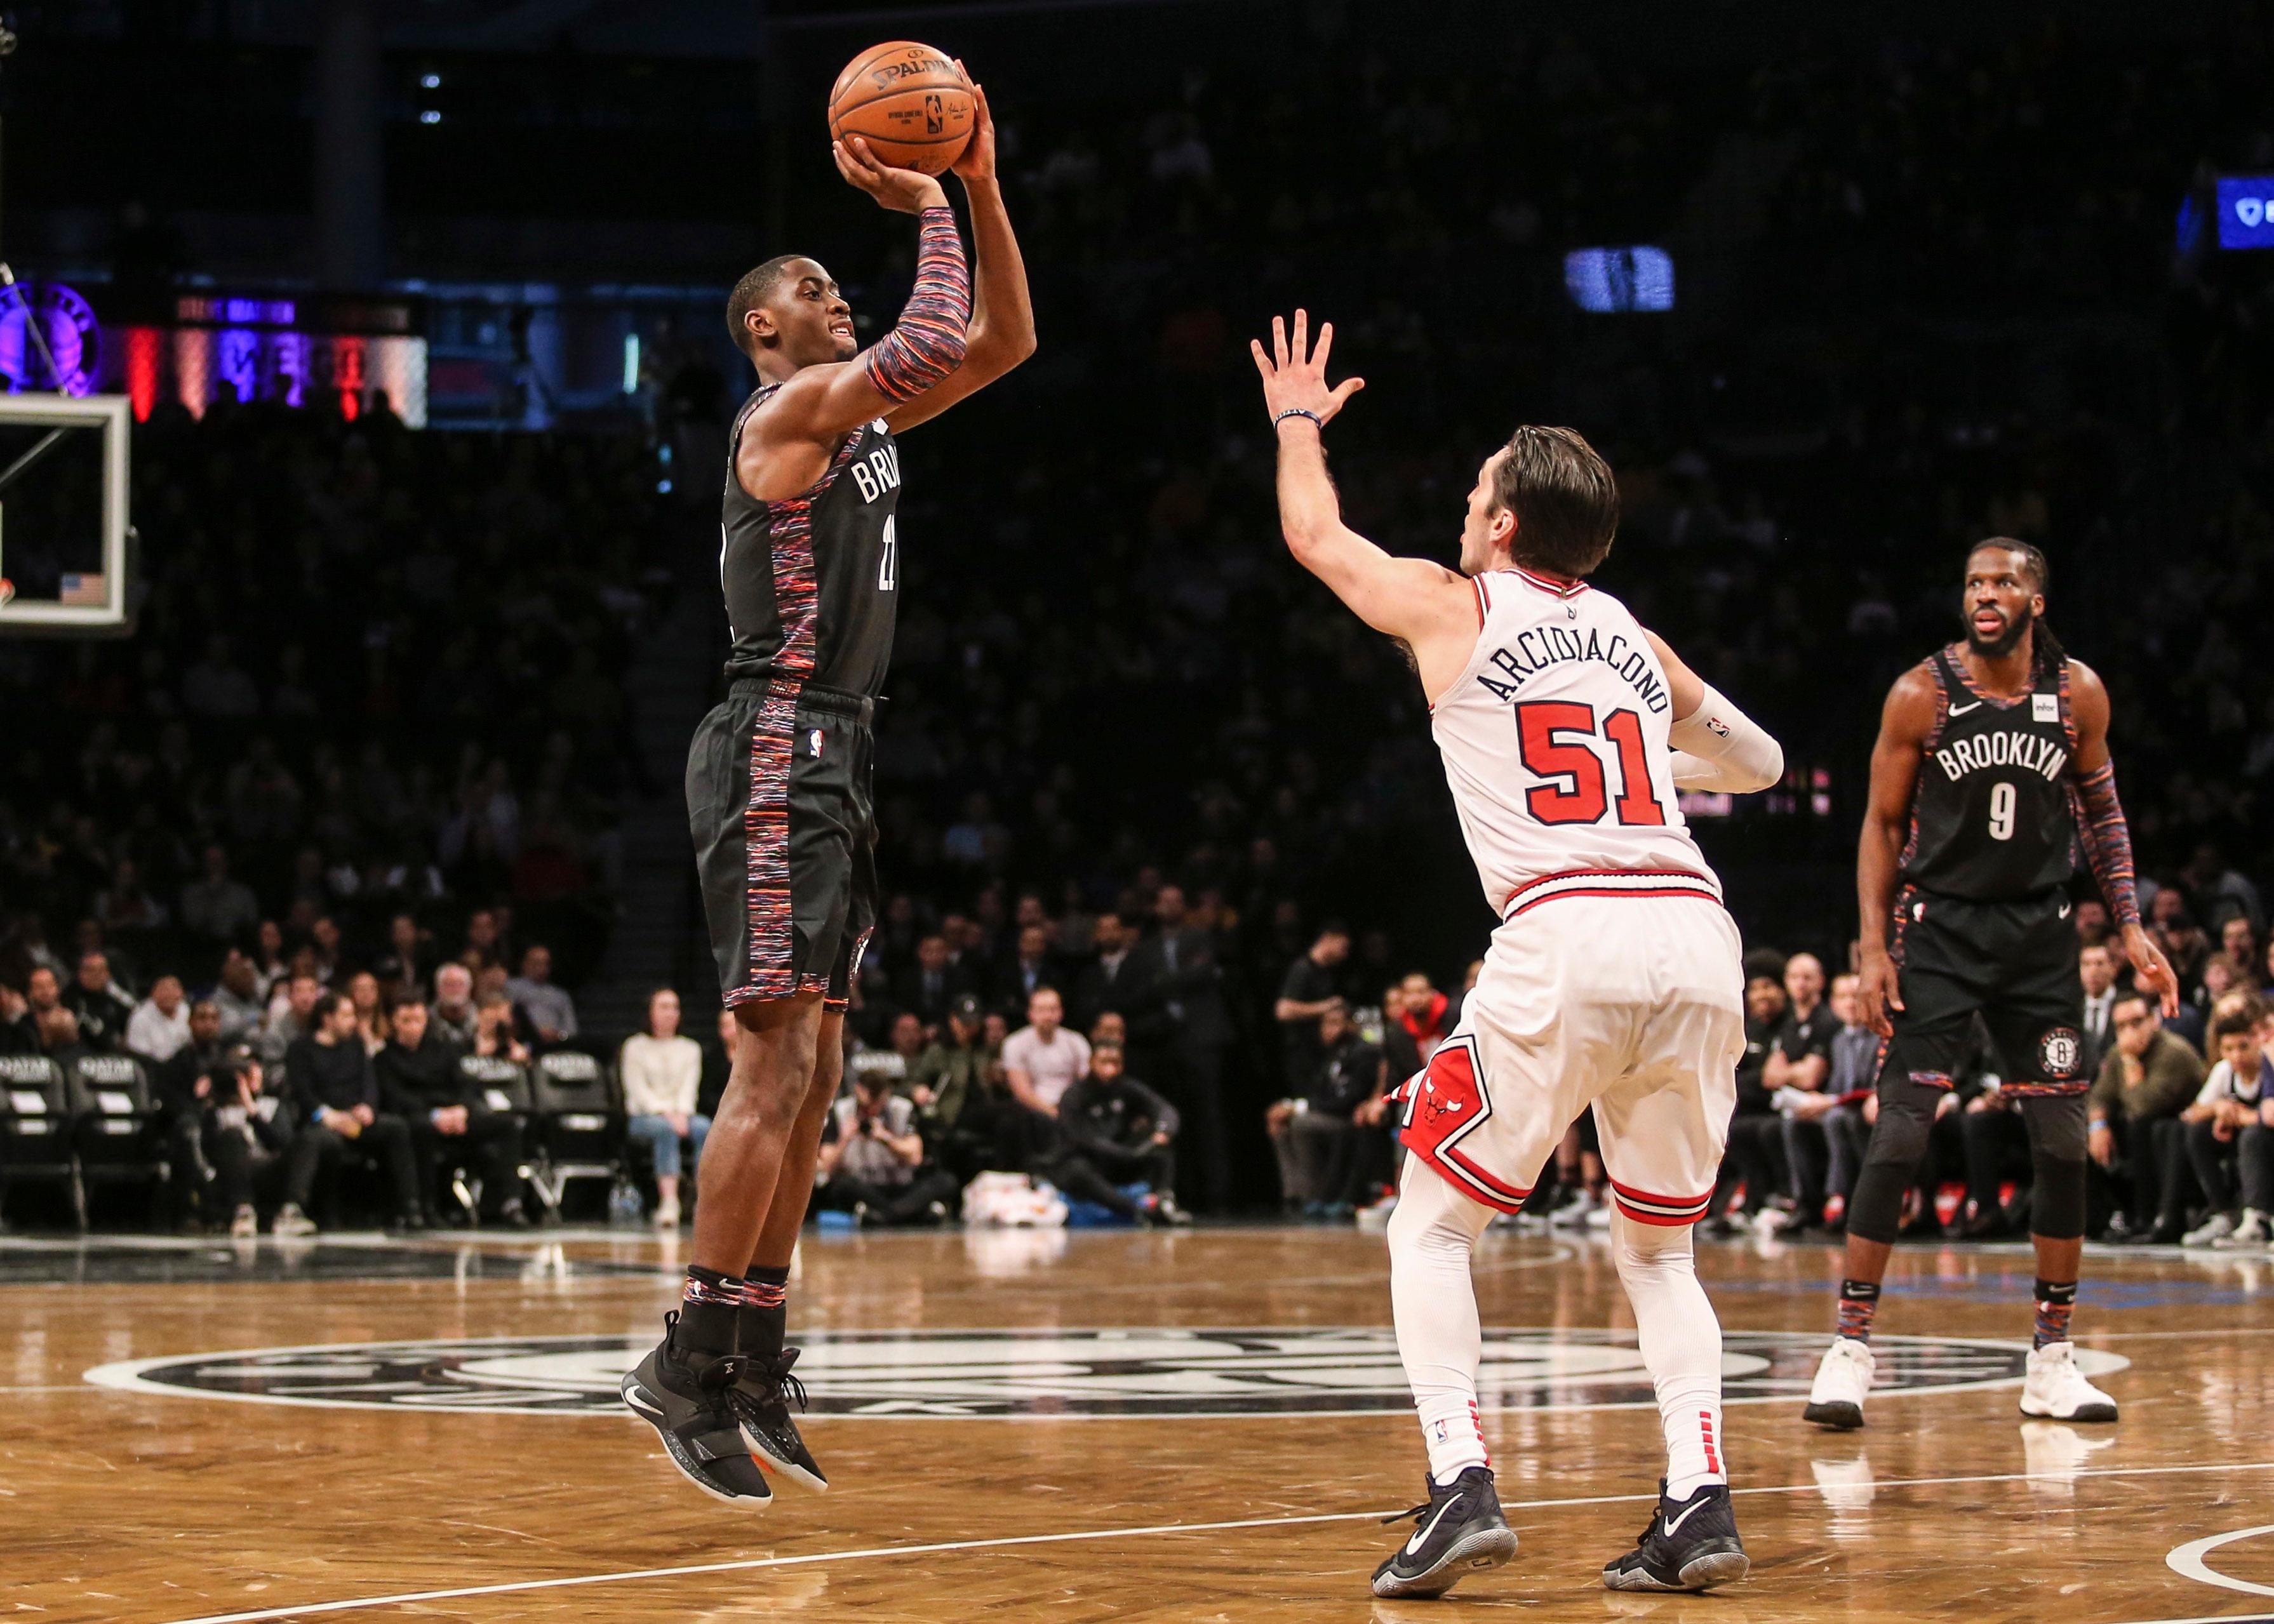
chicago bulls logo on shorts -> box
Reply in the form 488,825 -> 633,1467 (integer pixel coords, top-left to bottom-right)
1399,1033 -> 1531,1213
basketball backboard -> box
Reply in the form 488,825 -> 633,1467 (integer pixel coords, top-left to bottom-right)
0,392 -> 132,634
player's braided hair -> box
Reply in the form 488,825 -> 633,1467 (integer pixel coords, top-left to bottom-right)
1971,536 -> 2065,681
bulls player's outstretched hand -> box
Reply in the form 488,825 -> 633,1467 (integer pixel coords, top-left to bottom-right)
2124,921 -> 2182,1017
833,135 -> 949,214
1252,310 -> 1365,427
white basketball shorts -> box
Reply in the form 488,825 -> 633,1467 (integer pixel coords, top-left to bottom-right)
1398,869 -> 1744,1226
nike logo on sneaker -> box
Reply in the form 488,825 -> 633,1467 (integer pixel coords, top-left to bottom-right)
1948,700 -> 1982,716
1406,1494 -> 1466,1557
1662,1497 -> 1713,1537
624,1387 -> 664,1417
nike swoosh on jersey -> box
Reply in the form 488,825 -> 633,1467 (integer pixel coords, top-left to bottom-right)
1662,1497 -> 1713,1537
1947,700 -> 1983,716
1406,1493 -> 1467,1556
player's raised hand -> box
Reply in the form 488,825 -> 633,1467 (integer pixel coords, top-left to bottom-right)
2124,921 -> 2183,1017
833,135 -> 949,214
950,65 -> 996,183
1252,309 -> 1365,428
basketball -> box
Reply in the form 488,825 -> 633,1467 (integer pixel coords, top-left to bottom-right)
827,41 -> 974,175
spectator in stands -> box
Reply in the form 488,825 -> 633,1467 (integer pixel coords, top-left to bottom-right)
36,1006 -> 87,1064
620,987 -> 707,1228
126,974 -> 193,1065
374,914 -> 431,999
63,951 -> 135,1055
204,1047 -> 293,1239
1003,987 -> 1091,1118
0,981 -> 30,1056
1274,922 -> 1349,1091
210,950 -> 266,1042
2179,1002 -> 2274,1248
1267,1003 -> 1388,1218
381,992 -> 528,1228
347,971 -> 388,1055
1000,924 -> 1058,1015
1762,952 -> 1836,1232
910,992 -> 1024,1177
257,972 -> 323,1065
887,1011 -> 928,1075
897,933 -> 973,1030
1070,910 -> 1141,1033
178,844 -> 260,948
2221,917 -> 2260,986
153,999 -> 227,1227
1710,973 -> 1789,1234
812,1068 -> 958,1226
276,991 -> 421,1235
1784,966 -> 1864,1230
471,990 -> 531,1064
1045,1042 -> 1189,1225
2089,991 -> 2208,1242
1126,883 -> 1234,1213
2080,943 -> 2120,1081
505,945 -> 577,1044
431,962 -> 478,1049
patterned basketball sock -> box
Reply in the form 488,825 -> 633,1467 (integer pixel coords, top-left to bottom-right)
2033,1279 -> 2077,1348
737,1266 -> 791,1361
1835,1279 -> 1881,1343
679,1265 -> 744,1355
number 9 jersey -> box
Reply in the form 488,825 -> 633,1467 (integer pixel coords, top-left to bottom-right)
1430,566 -> 1719,919
1897,644 -> 2076,902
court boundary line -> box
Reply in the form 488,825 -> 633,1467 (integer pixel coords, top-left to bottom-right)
142,1456 -> 2274,1624
82,1329 -> 2120,1423
2170,1525 -> 2274,1598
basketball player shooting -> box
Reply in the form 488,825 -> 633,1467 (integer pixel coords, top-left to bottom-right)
622,77 -> 1033,1507
1251,313 -> 1783,1599
1803,542 -> 2177,1432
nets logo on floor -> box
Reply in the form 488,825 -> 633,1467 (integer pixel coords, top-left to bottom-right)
83,1329 -> 2123,1420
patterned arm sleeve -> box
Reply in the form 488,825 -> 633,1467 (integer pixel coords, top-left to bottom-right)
2071,760 -> 2142,929
862,206 -> 972,403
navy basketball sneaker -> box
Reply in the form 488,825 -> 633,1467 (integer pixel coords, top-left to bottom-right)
1371,1467 -> 1519,1599
1602,1481 -> 1749,1592
733,1347 -> 828,1493
620,1311 -> 773,1507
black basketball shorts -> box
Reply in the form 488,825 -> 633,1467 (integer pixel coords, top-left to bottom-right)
1880,888 -> 2087,1098
686,677 -> 876,1012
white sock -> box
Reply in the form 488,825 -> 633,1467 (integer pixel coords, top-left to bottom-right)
1610,1209 -> 1727,1499
1388,1155 -> 1496,1485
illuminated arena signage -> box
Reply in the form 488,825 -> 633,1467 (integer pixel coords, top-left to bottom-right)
112,288 -> 428,425
83,1328 -> 2122,1420
0,281 -> 100,395
2217,175 -> 2274,250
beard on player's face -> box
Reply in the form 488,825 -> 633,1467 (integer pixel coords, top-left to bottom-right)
1963,597 -> 2035,658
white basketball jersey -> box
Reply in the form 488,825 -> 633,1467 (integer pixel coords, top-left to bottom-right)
1431,566 -> 1718,915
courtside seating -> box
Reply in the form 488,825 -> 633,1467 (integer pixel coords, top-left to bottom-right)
67,1053 -> 168,1225
0,1054 -> 83,1227
450,1053 -> 536,1221
527,1049 -> 620,1216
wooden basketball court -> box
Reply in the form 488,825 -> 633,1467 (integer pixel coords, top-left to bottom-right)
8,1225 -> 2272,1623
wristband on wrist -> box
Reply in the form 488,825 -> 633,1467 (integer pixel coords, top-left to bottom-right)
1273,407 -> 1323,430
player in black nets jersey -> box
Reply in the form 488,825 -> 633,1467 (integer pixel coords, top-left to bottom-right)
624,79 -> 1033,1507
1803,540 -> 2177,1433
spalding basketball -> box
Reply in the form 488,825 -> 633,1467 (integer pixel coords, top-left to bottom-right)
827,42 -> 973,176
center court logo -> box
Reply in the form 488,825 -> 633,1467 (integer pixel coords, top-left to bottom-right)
83,1329 -> 2119,1420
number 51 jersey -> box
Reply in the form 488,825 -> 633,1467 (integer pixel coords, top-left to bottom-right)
1430,566 -> 1718,917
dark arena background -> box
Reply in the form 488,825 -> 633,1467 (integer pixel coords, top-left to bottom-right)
8,2 -> 2274,1620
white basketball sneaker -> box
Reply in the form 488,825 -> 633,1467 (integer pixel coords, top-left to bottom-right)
1802,1338 -> 1875,1430
2017,1341 -> 2118,1423
2183,1211 -> 2236,1248
2215,1208 -> 2270,1249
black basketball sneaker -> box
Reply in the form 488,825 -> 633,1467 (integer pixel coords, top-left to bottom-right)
1602,1481 -> 1749,1592
733,1347 -> 828,1493
1370,1467 -> 1519,1599
620,1312 -> 773,1507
